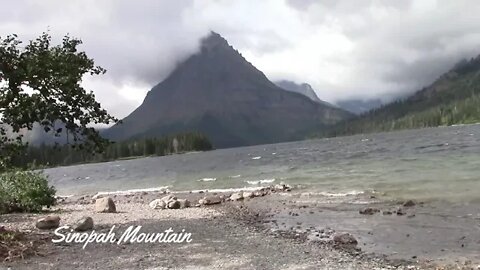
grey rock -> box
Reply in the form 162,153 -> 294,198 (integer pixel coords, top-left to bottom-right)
396,208 -> 406,216
160,194 -> 177,203
403,200 -> 416,207
230,192 -> 244,201
253,190 -> 267,197
149,199 -> 167,210
333,233 -> 358,246
36,216 -> 60,230
273,184 -> 292,192
199,196 -> 222,205
74,217 -> 94,231
359,207 -> 380,215
94,197 -> 116,213
167,200 -> 181,209
243,191 -> 254,199
177,199 -> 191,208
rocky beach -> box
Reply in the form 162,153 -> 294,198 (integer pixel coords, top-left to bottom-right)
1,184 -> 479,270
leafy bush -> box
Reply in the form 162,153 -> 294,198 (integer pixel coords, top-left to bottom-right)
0,171 -> 56,214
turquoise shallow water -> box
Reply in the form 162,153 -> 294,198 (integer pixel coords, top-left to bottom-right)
45,124 -> 480,203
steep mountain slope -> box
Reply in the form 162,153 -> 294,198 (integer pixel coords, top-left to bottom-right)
105,32 -> 352,148
274,80 -> 336,108
275,80 -> 321,103
327,56 -> 480,136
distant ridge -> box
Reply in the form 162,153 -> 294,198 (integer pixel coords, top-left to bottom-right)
274,80 -> 337,108
335,99 -> 383,115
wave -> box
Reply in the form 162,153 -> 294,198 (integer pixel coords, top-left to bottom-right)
197,177 -> 217,182
302,190 -> 365,197
55,194 -> 74,199
173,186 -> 267,194
229,175 -> 242,178
251,156 -> 262,160
92,186 -> 170,199
246,178 -> 276,185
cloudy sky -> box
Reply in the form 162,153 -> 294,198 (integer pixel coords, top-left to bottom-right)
2,0 -> 480,119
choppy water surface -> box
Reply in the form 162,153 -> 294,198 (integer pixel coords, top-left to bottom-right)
45,125 -> 480,203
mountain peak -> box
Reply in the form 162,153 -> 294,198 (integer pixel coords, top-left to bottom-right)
200,31 -> 229,51
105,33 -> 352,148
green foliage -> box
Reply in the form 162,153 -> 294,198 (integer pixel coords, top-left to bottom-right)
0,32 -> 118,168
11,132 -> 213,168
0,171 -> 56,214
323,58 -> 480,137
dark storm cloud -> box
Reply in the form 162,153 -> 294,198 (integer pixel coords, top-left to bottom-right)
1,0 -> 480,116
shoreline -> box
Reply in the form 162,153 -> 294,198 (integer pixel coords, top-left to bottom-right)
2,187 -> 479,269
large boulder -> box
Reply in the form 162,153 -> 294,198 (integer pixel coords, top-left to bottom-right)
177,199 -> 191,209
243,191 -> 255,199
396,207 -> 406,216
253,189 -> 268,197
333,233 -> 358,246
403,200 -> 416,207
273,184 -> 292,192
199,195 -> 222,205
229,192 -> 244,201
149,199 -> 167,210
359,207 -> 380,215
74,217 -> 94,232
36,216 -> 60,230
167,200 -> 181,209
160,194 -> 177,203
95,197 -> 116,213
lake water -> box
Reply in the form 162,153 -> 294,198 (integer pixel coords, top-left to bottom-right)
45,124 -> 480,204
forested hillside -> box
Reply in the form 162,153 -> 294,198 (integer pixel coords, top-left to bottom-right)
324,56 -> 480,136
10,132 -> 212,168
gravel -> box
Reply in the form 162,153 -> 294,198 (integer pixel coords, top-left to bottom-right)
0,192 -> 475,270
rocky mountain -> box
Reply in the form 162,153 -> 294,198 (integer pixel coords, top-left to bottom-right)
327,55 -> 480,136
104,32 -> 353,148
335,99 -> 383,115
275,80 -> 321,103
274,80 -> 336,108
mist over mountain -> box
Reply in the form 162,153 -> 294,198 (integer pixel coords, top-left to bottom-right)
274,80 -> 321,103
335,99 -> 383,115
274,80 -> 337,108
104,32 -> 352,148
328,55 -> 480,136
274,80 -> 384,115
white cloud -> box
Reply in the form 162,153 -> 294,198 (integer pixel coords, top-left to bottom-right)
1,0 -> 480,116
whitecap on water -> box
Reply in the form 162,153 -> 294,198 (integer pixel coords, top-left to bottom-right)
92,186 -> 170,199
246,179 -> 276,185
229,175 -> 241,178
251,156 -> 262,160
177,186 -> 266,194
302,190 -> 365,197
197,178 -> 217,182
